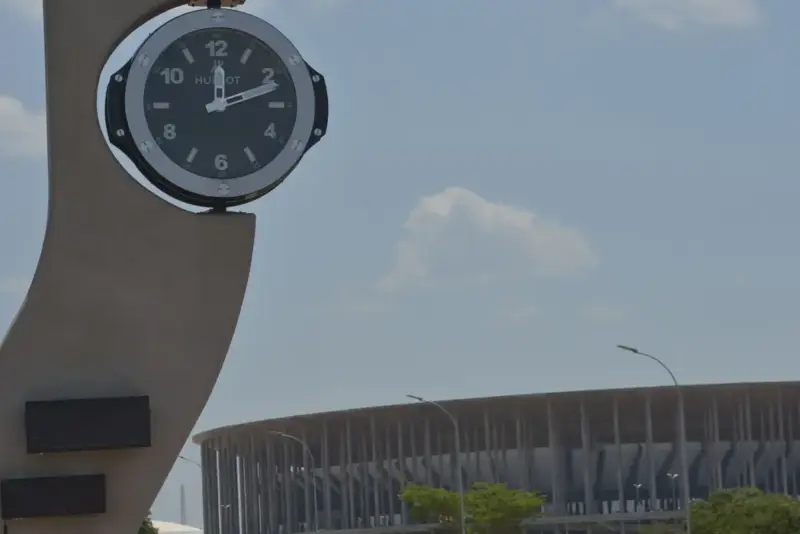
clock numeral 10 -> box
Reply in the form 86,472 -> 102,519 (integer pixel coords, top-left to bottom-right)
206,40 -> 228,57
159,68 -> 184,85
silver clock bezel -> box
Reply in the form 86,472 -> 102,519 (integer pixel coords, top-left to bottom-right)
124,8 -> 316,201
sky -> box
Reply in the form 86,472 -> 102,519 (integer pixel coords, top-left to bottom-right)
0,0 -> 798,527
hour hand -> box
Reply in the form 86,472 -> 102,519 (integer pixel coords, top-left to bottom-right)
213,65 -> 226,101
206,66 -> 227,113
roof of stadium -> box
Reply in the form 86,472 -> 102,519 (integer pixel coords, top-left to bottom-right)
193,380 -> 797,443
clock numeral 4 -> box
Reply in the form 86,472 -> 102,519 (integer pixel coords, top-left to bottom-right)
159,68 -> 184,85
264,123 -> 277,139
215,154 -> 229,171
206,40 -> 228,57
163,124 -> 177,140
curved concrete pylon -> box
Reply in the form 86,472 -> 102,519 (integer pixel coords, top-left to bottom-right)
0,1 -> 255,533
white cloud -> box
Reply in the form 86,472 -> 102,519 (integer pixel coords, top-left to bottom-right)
0,96 -> 47,159
494,303 -> 543,327
378,187 -> 598,292
612,0 -> 762,30
0,0 -> 41,21
581,303 -> 627,324
316,288 -> 389,315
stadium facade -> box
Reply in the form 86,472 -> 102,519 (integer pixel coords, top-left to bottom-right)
193,382 -> 800,533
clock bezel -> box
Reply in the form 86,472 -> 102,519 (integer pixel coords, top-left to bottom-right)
123,8 -> 316,202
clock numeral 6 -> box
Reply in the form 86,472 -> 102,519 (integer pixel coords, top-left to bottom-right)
159,67 -> 184,85
215,154 -> 229,171
163,124 -> 177,140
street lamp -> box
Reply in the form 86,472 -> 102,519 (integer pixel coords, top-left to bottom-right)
667,473 -> 679,511
617,344 -> 691,534
269,430 -> 319,532
178,455 -> 202,468
407,394 -> 467,534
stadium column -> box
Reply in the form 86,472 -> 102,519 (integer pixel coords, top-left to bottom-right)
580,398 -> 595,515
546,397 -> 566,515
709,394 -> 723,491
644,394 -> 658,511
613,397 -> 625,512
745,391 -> 755,485
397,420 -> 409,525
323,421 -> 332,529
778,391 -> 789,494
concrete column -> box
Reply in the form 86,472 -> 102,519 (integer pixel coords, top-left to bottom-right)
645,394 -> 657,511
0,1 -> 255,533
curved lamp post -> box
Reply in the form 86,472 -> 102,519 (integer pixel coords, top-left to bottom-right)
178,455 -> 202,468
269,430 -> 319,532
617,344 -> 691,534
407,394 -> 467,534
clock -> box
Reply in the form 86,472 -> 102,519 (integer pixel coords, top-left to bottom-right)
105,8 -> 328,209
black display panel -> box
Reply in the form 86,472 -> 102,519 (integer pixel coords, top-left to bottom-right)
1,474 -> 106,519
25,396 -> 151,453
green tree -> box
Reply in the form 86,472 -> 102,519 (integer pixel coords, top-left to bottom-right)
639,487 -> 800,534
691,487 -> 800,534
139,511 -> 159,534
401,482 -> 544,534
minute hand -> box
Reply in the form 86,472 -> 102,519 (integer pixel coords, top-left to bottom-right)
223,82 -> 278,108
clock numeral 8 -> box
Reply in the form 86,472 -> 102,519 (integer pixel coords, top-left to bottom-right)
215,154 -> 229,171
163,124 -> 177,140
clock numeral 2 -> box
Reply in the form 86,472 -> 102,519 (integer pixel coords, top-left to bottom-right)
206,40 -> 228,57
262,68 -> 275,85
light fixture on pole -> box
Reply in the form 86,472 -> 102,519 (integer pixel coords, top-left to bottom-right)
617,344 -> 691,534
667,473 -> 679,512
407,394 -> 467,534
268,430 -> 320,531
178,455 -> 202,468
633,483 -> 643,527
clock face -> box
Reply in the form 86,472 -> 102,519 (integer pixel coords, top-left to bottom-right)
142,27 -> 299,180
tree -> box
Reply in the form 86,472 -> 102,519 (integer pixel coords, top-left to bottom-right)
638,487 -> 800,534
400,482 -> 544,534
139,511 -> 159,534
691,487 -> 800,534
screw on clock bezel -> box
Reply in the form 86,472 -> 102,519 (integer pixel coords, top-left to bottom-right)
123,8 -> 316,204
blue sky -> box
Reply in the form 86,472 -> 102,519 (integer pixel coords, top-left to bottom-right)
0,0 -> 797,527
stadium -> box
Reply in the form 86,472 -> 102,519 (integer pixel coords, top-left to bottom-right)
193,381 -> 800,533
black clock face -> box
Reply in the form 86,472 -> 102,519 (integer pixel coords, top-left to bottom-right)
142,28 -> 299,180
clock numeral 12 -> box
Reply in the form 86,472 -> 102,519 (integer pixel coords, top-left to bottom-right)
206,40 -> 228,57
